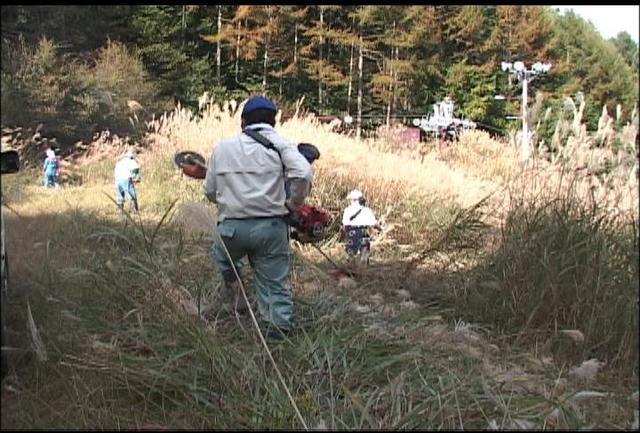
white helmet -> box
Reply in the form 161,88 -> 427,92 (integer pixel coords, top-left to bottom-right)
46,149 -> 55,158
125,149 -> 135,158
347,189 -> 363,201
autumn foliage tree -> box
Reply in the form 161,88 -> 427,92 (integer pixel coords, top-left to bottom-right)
1,5 -> 637,143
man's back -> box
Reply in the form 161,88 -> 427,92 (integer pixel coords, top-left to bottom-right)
114,157 -> 138,181
342,202 -> 377,227
205,124 -> 311,221
43,157 -> 58,173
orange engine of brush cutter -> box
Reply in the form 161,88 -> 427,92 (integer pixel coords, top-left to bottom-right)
182,163 -> 207,179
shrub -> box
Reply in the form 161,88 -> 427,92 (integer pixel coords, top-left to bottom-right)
458,176 -> 639,374
1,37 -> 78,135
79,39 -> 161,138
1,37 -> 162,145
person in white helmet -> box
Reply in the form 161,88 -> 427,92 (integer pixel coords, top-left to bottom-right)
114,149 -> 141,213
341,189 -> 381,265
42,148 -> 60,188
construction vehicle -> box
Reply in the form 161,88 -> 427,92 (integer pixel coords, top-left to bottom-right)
412,97 -> 477,140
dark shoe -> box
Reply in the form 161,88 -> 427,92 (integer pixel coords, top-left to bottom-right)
266,326 -> 293,341
235,303 -> 250,315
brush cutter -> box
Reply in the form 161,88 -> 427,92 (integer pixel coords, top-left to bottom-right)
174,151 -> 207,179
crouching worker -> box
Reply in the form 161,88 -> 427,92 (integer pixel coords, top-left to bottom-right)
203,95 -> 312,340
342,189 -> 382,266
114,149 -> 141,213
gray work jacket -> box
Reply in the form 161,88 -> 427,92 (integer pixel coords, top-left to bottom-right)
203,123 -> 312,222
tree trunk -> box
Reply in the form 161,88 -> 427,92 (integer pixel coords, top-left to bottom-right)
357,34 -> 363,141
392,46 -> 399,118
318,7 -> 324,111
181,5 -> 186,48
235,20 -> 240,82
347,40 -> 354,115
385,56 -> 392,128
292,23 -> 298,96
386,21 -> 396,128
294,23 -> 298,65
520,75 -> 530,161
216,6 -> 221,85
263,45 -> 268,92
263,11 -> 271,92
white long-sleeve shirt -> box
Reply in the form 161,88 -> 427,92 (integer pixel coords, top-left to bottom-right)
342,202 -> 378,227
203,123 -> 313,222
114,157 -> 140,182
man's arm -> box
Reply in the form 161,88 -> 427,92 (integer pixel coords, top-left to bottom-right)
202,151 -> 217,202
130,160 -> 141,182
362,208 -> 378,227
279,146 -> 312,210
286,178 -> 310,210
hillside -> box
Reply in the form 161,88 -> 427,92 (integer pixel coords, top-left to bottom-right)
1,103 -> 638,430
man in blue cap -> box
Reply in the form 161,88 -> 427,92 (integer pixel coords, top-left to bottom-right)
203,95 -> 312,340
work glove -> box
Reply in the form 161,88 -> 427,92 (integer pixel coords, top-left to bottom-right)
284,204 -> 303,228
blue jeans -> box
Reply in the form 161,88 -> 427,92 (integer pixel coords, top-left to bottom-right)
212,217 -> 293,330
43,172 -> 57,187
115,179 -> 138,211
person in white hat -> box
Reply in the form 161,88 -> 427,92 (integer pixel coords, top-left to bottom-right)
341,189 -> 380,265
114,149 -> 141,213
41,148 -> 60,188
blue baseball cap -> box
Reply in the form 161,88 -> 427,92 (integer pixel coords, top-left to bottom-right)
242,96 -> 277,116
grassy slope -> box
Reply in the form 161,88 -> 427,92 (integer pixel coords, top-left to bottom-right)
1,111 -> 637,429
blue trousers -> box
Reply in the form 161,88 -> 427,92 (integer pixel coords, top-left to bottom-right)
115,179 -> 138,210
212,217 -> 293,330
344,226 -> 370,256
43,172 -> 57,187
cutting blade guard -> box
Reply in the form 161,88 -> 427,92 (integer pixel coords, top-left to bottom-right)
174,151 -> 207,179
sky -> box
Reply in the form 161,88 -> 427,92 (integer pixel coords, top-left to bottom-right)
553,5 -> 639,42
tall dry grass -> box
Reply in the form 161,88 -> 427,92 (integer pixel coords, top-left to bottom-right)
455,167 -> 639,375
436,129 -> 519,183
99,96 -> 640,379
3,189 -> 635,429
144,98 -> 501,212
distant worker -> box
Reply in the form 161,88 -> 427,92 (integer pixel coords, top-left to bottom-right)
439,122 -> 456,150
42,148 -> 59,188
342,189 -> 382,265
446,122 -> 457,141
114,149 -> 141,213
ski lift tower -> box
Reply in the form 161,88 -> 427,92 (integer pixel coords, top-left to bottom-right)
500,61 -> 552,161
